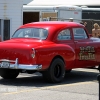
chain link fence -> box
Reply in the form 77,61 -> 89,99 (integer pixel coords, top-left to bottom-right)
82,19 -> 100,34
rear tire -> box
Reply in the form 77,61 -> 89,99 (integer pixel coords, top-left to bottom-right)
0,69 -> 19,79
43,58 -> 65,83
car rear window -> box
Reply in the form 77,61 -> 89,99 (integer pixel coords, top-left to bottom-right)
12,28 -> 48,39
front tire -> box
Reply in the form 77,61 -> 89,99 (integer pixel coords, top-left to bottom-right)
98,65 -> 100,72
0,69 -> 19,79
43,58 -> 65,83
66,69 -> 72,73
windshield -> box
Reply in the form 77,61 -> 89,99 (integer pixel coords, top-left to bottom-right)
12,28 -> 48,39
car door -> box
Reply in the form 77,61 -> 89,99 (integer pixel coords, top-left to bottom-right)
73,28 -> 97,68
56,28 -> 76,69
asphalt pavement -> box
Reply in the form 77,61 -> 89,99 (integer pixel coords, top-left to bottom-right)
0,68 -> 99,100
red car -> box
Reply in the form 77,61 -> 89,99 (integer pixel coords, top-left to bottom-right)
0,21 -> 100,83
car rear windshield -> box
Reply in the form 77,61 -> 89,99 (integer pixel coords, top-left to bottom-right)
12,28 -> 48,39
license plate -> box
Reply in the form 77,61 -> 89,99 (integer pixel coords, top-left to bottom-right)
1,62 -> 10,68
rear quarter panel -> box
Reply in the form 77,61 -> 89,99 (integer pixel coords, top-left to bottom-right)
35,44 -> 75,70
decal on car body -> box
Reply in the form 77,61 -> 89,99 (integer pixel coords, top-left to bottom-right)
79,46 -> 95,60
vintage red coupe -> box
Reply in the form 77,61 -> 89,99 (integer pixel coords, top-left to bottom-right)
0,21 -> 100,83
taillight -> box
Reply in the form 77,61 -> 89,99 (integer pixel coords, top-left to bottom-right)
31,48 -> 35,58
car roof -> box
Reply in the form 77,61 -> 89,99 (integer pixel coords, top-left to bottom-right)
19,21 -> 83,29
18,21 -> 84,41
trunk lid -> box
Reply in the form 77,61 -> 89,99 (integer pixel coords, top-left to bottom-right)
0,38 -> 43,64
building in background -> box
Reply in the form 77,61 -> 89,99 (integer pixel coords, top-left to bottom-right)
23,5 -> 82,24
0,0 -> 23,41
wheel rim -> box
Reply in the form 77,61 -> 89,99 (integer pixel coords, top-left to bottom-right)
54,64 -> 61,78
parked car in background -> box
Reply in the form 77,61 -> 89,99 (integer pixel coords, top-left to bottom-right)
0,21 -> 100,83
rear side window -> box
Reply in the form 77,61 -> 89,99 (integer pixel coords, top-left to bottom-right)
73,28 -> 88,40
57,29 -> 71,40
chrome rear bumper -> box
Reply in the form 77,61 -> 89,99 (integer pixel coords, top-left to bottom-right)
0,58 -> 42,70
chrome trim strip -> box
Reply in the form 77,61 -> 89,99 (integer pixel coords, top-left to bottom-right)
0,58 -> 42,70
0,59 -> 16,62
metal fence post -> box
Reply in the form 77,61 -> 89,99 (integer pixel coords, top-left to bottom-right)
97,74 -> 100,100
